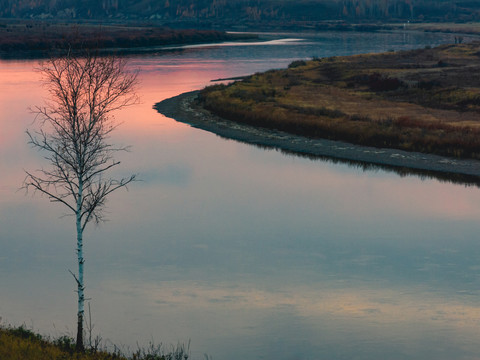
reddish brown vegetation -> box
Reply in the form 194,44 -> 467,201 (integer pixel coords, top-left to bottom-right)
199,42 -> 480,159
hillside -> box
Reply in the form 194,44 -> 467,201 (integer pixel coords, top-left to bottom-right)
1,0 -> 480,24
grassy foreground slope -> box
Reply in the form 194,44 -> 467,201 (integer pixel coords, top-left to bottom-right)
0,326 -> 118,360
0,326 -> 187,360
199,42 -> 480,160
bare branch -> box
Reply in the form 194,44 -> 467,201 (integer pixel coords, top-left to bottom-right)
26,50 -> 138,223
24,171 -> 76,213
68,269 -> 82,289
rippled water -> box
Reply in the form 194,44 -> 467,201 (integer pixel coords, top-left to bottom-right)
2,31 -> 480,360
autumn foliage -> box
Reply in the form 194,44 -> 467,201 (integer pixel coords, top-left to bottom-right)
199,42 -> 480,159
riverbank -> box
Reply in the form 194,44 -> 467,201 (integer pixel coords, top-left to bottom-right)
155,91 -> 480,184
403,22 -> 480,36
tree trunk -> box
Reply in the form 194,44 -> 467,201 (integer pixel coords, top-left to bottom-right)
76,310 -> 84,352
75,184 -> 85,352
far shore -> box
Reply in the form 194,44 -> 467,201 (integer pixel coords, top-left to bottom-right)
155,91 -> 480,185
0,21 -> 258,58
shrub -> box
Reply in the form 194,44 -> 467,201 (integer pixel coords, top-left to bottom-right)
8,325 -> 42,342
53,335 -> 76,354
367,73 -> 403,91
288,60 -> 307,68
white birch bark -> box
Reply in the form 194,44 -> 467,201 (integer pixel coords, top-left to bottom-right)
76,181 -> 85,348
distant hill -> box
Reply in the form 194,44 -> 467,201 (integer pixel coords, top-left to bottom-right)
1,0 -> 480,24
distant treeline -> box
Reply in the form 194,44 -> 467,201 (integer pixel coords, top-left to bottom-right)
0,23 -> 255,53
1,0 -> 479,23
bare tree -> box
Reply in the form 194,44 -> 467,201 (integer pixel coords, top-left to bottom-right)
24,50 -> 138,351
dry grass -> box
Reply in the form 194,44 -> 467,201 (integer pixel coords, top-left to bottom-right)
406,22 -> 480,36
0,326 -> 121,360
199,42 -> 480,159
0,325 -> 189,360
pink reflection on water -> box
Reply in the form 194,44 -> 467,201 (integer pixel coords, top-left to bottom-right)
3,57 -> 480,224
117,58 -> 230,138
0,62 -> 42,146
0,61 -> 46,199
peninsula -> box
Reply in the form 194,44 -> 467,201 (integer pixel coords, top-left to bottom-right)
156,42 -> 480,180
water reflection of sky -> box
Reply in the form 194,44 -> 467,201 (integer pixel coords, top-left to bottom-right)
2,31 -> 480,360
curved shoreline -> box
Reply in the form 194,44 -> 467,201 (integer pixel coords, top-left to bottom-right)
154,91 -> 480,185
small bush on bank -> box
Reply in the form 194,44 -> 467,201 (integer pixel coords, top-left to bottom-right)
288,60 -> 307,68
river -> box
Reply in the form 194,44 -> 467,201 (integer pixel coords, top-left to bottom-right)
2,31 -> 480,360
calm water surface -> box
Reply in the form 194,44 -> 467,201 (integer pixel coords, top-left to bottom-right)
2,31 -> 480,360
